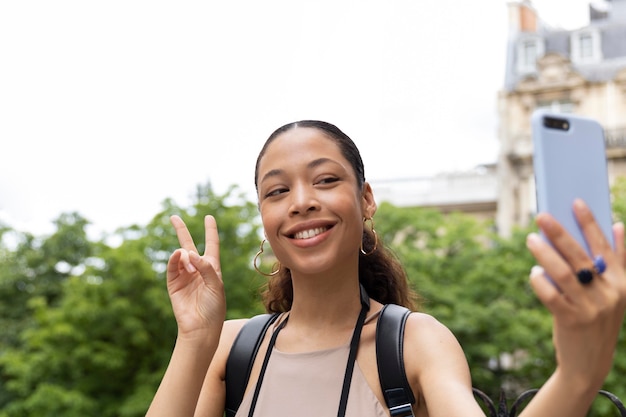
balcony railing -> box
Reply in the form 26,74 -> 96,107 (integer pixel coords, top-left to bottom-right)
605,127 -> 626,149
473,388 -> 626,417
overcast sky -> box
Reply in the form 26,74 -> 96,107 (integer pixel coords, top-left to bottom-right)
0,0 -> 594,238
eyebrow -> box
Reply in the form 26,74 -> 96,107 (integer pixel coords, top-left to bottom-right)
259,157 -> 338,184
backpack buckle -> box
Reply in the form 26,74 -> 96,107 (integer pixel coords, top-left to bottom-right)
385,387 -> 415,417
389,403 -> 414,417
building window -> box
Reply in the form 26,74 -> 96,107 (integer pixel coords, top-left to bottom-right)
571,29 -> 602,64
522,40 -> 537,67
517,37 -> 544,74
536,99 -> 575,114
579,33 -> 594,59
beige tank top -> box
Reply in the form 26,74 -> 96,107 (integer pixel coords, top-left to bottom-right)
234,314 -> 388,417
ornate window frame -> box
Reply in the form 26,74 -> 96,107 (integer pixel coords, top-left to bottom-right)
516,35 -> 545,75
570,28 -> 602,64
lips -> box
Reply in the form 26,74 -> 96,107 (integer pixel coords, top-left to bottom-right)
293,227 -> 329,240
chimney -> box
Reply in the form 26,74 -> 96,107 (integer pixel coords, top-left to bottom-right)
508,0 -> 538,33
590,1 -> 610,21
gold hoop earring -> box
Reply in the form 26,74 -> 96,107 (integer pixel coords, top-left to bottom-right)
360,217 -> 378,256
253,239 -> 281,277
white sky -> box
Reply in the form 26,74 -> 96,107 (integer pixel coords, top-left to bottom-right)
0,0 -> 594,238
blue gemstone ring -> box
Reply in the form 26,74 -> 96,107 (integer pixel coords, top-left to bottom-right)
593,255 -> 607,275
576,255 -> 607,285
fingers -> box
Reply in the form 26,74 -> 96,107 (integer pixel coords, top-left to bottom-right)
526,231 -> 583,298
571,201 -> 625,293
203,215 -> 221,267
534,210 -> 591,276
528,265 -> 572,316
572,199 -> 613,260
532,200 -> 616,287
169,214 -> 221,280
190,250 -> 223,285
611,222 -> 626,301
167,248 -> 197,278
612,222 -> 626,269
529,199 -> 626,312
170,215 -> 220,254
171,215 -> 198,253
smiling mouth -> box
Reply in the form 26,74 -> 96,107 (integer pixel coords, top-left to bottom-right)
292,226 -> 330,240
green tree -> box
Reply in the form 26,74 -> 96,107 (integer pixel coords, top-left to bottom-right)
0,212 -> 91,348
0,226 -> 29,409
0,183 -> 264,416
0,213 -> 93,410
16,212 -> 91,304
375,203 -> 552,399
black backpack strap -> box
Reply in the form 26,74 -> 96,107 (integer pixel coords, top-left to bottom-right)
224,313 -> 280,417
376,304 -> 416,417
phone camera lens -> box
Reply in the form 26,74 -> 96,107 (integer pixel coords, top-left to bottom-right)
543,116 -> 570,131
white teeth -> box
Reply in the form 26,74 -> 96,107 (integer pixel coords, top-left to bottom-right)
294,227 -> 327,239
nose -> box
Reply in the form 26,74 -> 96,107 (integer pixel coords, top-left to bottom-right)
289,183 -> 320,216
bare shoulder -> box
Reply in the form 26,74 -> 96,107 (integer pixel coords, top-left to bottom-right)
221,319 -> 249,344
403,312 -> 468,375
404,312 -> 461,349
211,318 -> 250,378
403,312 -> 482,416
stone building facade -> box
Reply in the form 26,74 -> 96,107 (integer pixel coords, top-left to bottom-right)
496,0 -> 626,236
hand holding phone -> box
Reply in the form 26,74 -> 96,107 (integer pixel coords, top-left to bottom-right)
526,110 -> 626,417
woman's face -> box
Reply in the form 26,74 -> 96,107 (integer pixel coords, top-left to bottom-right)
256,127 -> 376,276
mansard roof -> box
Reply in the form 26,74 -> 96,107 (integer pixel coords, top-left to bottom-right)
504,4 -> 626,91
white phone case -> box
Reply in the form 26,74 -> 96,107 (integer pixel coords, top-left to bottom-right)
532,109 -> 614,254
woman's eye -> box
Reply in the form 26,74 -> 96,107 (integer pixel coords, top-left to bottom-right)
318,177 -> 339,185
265,188 -> 288,198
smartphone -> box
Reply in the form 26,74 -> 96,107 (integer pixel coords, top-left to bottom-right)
532,109 -> 614,255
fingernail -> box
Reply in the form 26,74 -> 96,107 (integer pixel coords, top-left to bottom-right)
573,198 -> 588,212
526,233 -> 541,248
186,262 -> 197,273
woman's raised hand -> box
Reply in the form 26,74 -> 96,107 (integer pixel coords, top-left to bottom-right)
526,199 -> 626,392
166,215 -> 226,339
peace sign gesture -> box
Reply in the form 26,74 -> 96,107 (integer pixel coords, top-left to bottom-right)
166,215 -> 226,339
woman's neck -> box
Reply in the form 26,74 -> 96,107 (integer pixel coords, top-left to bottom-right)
275,276 -> 366,352
287,272 -> 363,329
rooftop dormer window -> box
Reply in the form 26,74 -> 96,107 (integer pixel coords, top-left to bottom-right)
516,36 -> 544,74
571,29 -> 602,64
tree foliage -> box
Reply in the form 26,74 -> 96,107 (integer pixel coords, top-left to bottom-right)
0,183 -> 263,416
0,181 -> 625,416
375,203 -> 551,399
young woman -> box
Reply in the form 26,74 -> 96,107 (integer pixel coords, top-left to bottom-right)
146,120 -> 626,417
